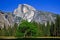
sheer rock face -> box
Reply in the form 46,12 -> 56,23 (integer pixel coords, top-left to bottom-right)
0,12 -> 10,29
0,12 -> 15,29
13,4 -> 56,26
5,13 -> 15,28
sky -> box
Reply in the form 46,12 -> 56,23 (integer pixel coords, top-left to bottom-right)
0,0 -> 60,14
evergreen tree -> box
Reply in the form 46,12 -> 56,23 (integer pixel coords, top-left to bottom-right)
50,22 -> 55,36
55,15 -> 60,36
50,14 -> 60,36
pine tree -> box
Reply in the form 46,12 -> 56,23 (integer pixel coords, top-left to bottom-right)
50,14 -> 60,36
56,15 -> 60,36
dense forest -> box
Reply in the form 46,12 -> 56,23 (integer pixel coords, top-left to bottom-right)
0,14 -> 60,37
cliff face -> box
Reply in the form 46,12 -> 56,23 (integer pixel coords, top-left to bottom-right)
0,12 -> 15,29
5,13 -> 15,28
0,12 -> 10,29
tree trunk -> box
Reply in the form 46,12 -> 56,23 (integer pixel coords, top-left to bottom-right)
24,30 -> 27,37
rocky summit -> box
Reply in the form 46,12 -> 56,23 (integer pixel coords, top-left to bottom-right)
14,4 -> 36,22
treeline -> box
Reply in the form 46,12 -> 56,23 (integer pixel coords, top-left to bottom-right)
50,14 -> 60,36
0,14 -> 60,37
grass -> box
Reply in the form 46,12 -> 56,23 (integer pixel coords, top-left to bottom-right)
0,36 -> 60,39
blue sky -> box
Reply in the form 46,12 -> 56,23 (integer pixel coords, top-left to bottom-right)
0,0 -> 60,14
